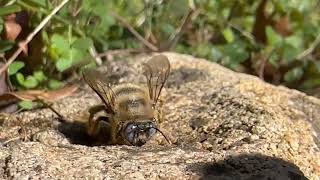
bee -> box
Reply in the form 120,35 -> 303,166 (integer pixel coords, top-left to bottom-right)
82,55 -> 171,146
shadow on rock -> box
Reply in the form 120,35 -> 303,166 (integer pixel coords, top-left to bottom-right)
187,154 -> 307,180
56,120 -> 111,146
56,121 -> 93,146
166,66 -> 208,88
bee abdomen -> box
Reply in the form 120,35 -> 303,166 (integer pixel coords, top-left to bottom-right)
113,84 -> 150,113
118,97 -> 147,110
113,84 -> 146,97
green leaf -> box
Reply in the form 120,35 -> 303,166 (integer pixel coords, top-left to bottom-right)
50,34 -> 70,55
167,0 -> 189,17
162,24 -> 175,36
16,73 -> 25,86
81,61 -> 97,70
24,76 -> 38,88
41,31 -> 50,45
282,44 -> 299,63
0,18 -> 3,34
48,79 -> 63,89
222,41 -> 249,64
268,51 -> 280,67
314,61 -> 320,73
33,70 -> 47,82
16,73 -> 38,88
8,61 -> 25,75
284,67 -> 303,83
72,38 -> 93,51
196,43 -> 211,57
23,0 -> 48,7
101,15 -> 115,27
18,101 -> 34,110
285,35 -> 302,49
301,78 -> 320,89
56,58 -> 72,72
211,47 -> 223,61
51,34 -> 68,47
266,26 -> 282,46
0,5 -> 21,16
71,48 -> 86,62
0,40 -> 14,53
222,28 -> 234,43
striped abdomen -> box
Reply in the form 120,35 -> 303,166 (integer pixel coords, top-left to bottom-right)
113,83 -> 153,120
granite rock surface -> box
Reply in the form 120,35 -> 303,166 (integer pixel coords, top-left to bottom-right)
0,52 -> 319,179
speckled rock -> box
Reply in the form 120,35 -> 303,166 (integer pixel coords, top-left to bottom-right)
0,52 -> 319,179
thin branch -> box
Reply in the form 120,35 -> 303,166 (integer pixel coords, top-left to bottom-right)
229,23 -> 255,43
166,9 -> 194,50
17,1 -> 85,37
259,48 -> 275,80
89,46 -> 102,65
109,11 -> 159,52
5,0 -> 16,6
297,33 -> 320,60
0,55 -> 14,91
0,0 -> 70,75
258,56 -> 267,80
1,137 -> 21,146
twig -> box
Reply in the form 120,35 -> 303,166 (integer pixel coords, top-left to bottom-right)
0,0 -> 70,76
258,56 -> 267,80
0,56 -> 14,91
259,48 -> 275,80
17,1 -> 85,37
109,11 -> 159,52
5,0 -> 16,6
229,23 -> 255,43
297,33 -> 320,60
89,46 -> 102,65
1,137 -> 21,146
166,9 -> 194,50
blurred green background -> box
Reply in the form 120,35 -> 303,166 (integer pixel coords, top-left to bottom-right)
1,0 -> 320,96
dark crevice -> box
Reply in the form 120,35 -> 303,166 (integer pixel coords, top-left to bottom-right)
3,155 -> 11,179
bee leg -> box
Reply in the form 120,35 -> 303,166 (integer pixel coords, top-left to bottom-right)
87,104 -> 107,137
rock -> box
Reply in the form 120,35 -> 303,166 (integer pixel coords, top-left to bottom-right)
0,52 -> 319,179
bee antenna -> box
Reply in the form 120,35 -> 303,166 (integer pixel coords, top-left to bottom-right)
36,98 -> 67,123
152,127 -> 171,145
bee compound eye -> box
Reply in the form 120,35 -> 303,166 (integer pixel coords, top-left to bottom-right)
127,131 -> 135,144
124,123 -> 136,134
130,124 -> 138,131
148,128 -> 156,137
148,121 -> 156,128
124,124 -> 137,144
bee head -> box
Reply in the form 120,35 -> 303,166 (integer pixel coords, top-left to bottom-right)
121,121 -> 157,146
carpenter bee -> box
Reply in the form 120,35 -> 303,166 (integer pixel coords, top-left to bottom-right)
82,55 -> 171,146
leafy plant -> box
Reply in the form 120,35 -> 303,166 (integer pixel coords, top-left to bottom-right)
0,0 -> 320,95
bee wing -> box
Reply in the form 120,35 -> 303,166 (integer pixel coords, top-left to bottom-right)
82,69 -> 116,114
143,55 -> 170,105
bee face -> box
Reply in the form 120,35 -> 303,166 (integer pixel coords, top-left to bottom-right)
121,120 -> 157,146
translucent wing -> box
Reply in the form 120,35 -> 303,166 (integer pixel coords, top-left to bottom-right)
82,69 -> 116,114
143,55 -> 170,105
